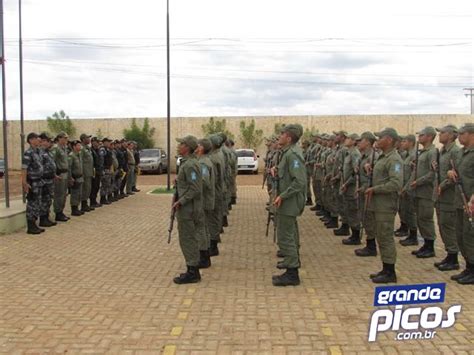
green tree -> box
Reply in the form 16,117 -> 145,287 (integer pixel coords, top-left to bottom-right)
201,117 -> 234,140
123,118 -> 156,149
239,119 -> 264,150
46,110 -> 76,137
95,128 -> 104,140
274,122 -> 286,134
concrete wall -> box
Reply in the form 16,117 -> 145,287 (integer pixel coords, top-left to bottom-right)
1,115 -> 473,171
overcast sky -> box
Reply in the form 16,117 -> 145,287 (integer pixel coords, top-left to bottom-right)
2,0 -> 474,119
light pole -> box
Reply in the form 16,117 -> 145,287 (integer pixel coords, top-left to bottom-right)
0,0 -> 10,208
166,0 -> 171,190
19,0 -> 26,203
464,88 -> 474,115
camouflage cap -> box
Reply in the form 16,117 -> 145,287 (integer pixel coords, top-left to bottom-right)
401,134 -> 416,143
360,131 -> 377,142
281,123 -> 304,139
198,138 -> 212,152
217,132 -> 228,142
91,136 -> 99,142
70,139 -> 81,146
321,133 -> 330,140
56,131 -> 69,139
458,122 -> 474,134
436,124 -> 458,134
416,126 -> 437,136
328,134 -> 336,140
333,130 -> 348,137
374,127 -> 400,140
102,137 -> 112,142
79,133 -> 92,140
209,134 -> 223,147
348,133 -> 361,141
39,132 -> 52,141
176,135 -> 198,151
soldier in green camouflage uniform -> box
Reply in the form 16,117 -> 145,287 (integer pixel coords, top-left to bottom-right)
365,128 -> 403,283
51,132 -> 70,222
448,123 -> 474,284
22,133 -> 45,234
340,133 -> 362,245
332,131 -> 350,236
69,140 -> 85,216
38,132 -> 57,227
408,126 -> 438,258
80,134 -> 95,212
208,134 -> 225,256
322,136 -> 339,228
196,138 -> 215,268
226,139 -> 238,206
172,135 -> 203,284
272,124 -> 307,286
302,139 -> 313,206
397,135 -> 418,243
354,131 -> 379,257
315,135 -> 330,217
433,125 -> 461,271
219,133 -> 232,228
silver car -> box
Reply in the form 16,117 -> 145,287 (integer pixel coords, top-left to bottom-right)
138,148 -> 168,174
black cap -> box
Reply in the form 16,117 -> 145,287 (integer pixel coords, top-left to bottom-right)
27,132 -> 39,142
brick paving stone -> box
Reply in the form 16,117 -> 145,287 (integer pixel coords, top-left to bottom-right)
1,184 -> 473,354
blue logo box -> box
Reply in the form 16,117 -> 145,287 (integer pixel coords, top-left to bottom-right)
374,283 -> 446,307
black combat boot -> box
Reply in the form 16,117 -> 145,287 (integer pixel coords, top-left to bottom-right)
100,196 -> 111,205
400,228 -> 418,246
71,206 -> 83,216
209,240 -> 219,257
173,266 -> 201,284
416,239 -> 435,258
342,228 -> 361,245
132,187 -> 140,192
306,197 -> 313,206
108,194 -> 116,202
198,250 -> 211,269
372,263 -> 397,284
90,200 -> 102,208
55,212 -> 69,222
310,204 -> 318,211
437,253 -> 460,271
80,201 -> 91,212
394,222 -> 408,237
325,217 -> 338,229
27,219 -> 43,235
223,215 -> 229,227
315,207 -> 325,216
355,239 -> 377,257
457,263 -> 474,285
39,215 -> 56,227
272,268 -> 300,286
333,223 -> 350,236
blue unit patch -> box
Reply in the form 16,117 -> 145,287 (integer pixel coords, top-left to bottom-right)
394,163 -> 401,174
293,160 -> 300,169
202,165 -> 209,177
191,171 -> 197,181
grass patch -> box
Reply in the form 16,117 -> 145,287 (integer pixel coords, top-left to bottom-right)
150,186 -> 175,194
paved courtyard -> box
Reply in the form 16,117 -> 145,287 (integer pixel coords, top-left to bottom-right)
0,180 -> 473,354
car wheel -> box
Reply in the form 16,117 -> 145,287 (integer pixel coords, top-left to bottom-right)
157,164 -> 163,175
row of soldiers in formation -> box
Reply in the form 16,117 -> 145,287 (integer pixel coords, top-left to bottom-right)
171,133 -> 238,284
264,122 -> 474,285
22,131 -> 141,234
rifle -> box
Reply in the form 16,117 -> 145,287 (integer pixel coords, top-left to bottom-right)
167,183 -> 178,244
434,148 -> 441,223
360,149 -> 376,239
450,159 -> 474,227
414,141 -> 420,182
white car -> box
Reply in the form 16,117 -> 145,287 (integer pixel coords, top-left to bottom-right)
236,149 -> 259,174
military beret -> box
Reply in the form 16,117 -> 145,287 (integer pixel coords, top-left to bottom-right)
39,132 -> 52,141
436,124 -> 458,134
80,133 -> 92,141
360,131 -> 377,142
209,134 -> 223,147
458,123 -> 474,134
176,135 -> 198,151
401,134 -> 416,143
198,138 -> 212,152
416,126 -> 437,136
333,130 -> 348,137
374,127 -> 400,140
281,124 -> 304,140
348,133 -> 361,141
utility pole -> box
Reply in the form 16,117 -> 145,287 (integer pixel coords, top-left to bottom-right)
19,0 -> 26,203
0,0 -> 10,208
166,0 -> 171,190
464,88 -> 474,114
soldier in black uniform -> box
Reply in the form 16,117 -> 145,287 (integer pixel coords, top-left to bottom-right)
22,132 -> 45,235
100,138 -> 113,205
38,132 -> 58,227
90,137 -> 103,208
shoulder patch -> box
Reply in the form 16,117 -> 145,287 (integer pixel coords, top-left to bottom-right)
394,162 -> 402,174
191,171 -> 197,181
201,165 -> 209,176
293,159 -> 300,169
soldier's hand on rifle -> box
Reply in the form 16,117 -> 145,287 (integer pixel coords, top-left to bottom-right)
364,163 -> 372,175
437,185 -> 442,197
431,161 -> 438,171
172,201 -> 181,210
447,169 -> 458,182
270,167 -> 277,177
273,195 -> 282,208
365,187 -> 374,202
54,175 -> 61,182
340,184 -> 347,193
410,180 -> 417,188
22,182 -> 31,193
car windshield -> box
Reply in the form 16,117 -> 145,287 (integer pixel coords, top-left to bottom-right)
140,149 -> 160,158
236,150 -> 254,158
0,160 -> 4,168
